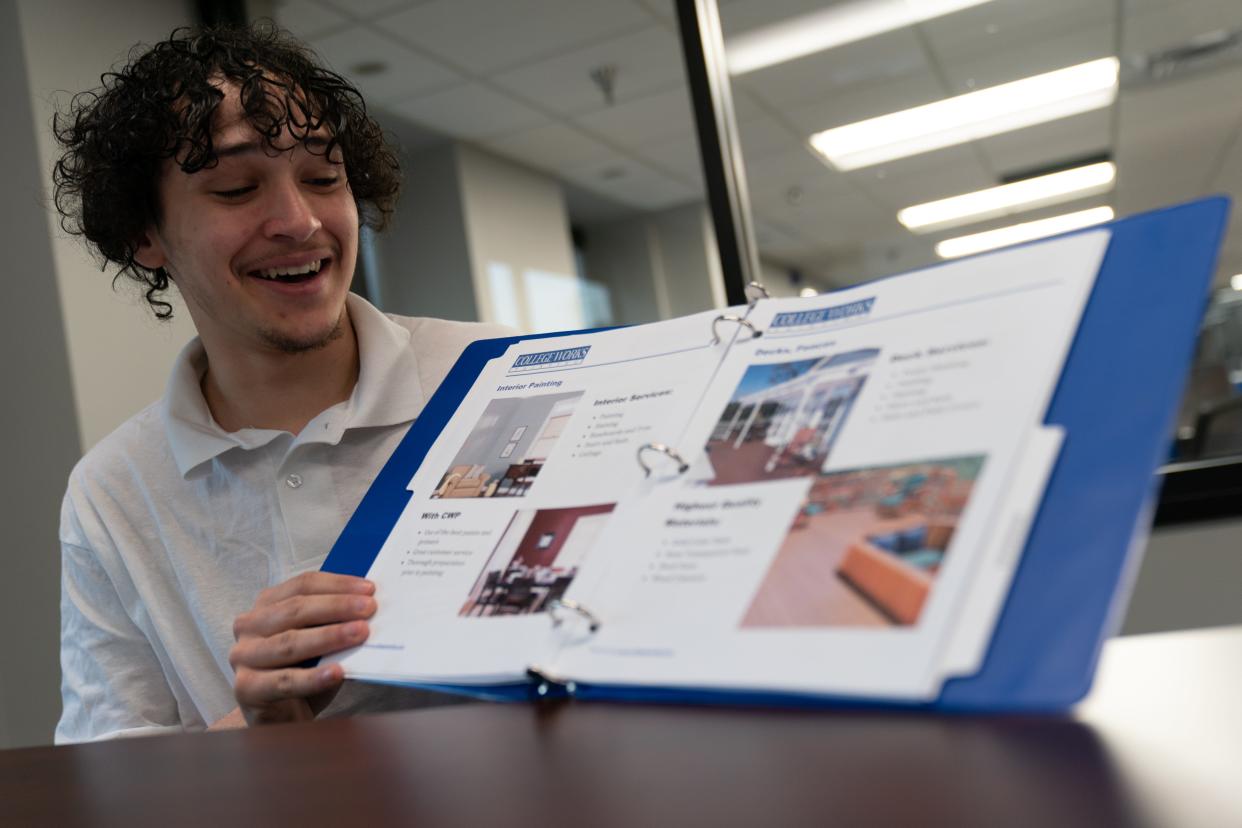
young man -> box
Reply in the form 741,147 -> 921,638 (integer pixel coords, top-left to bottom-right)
53,23 -> 510,741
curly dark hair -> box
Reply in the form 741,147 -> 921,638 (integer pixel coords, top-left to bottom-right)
53,21 -> 402,319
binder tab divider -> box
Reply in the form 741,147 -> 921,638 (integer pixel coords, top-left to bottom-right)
711,314 -> 761,345
637,442 -> 690,477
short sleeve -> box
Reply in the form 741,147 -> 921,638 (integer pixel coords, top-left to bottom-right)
55,539 -> 182,743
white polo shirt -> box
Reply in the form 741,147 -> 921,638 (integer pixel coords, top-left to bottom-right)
57,294 -> 510,743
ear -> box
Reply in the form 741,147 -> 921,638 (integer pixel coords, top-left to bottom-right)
132,226 -> 168,272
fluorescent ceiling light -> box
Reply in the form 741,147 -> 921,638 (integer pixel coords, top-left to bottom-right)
810,57 -> 1120,171
936,206 -> 1114,259
899,162 -> 1116,233
727,0 -> 994,75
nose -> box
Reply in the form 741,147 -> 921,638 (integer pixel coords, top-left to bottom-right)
261,177 -> 322,242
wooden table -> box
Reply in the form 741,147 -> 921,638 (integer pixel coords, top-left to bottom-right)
4,626 -> 1240,827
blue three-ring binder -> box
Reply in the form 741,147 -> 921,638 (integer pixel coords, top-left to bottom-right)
323,197 -> 1230,712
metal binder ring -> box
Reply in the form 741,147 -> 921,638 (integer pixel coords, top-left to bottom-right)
711,314 -> 761,345
547,598 -> 602,633
637,442 -> 690,477
745,281 -> 770,304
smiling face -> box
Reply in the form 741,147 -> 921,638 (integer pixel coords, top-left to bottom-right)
135,83 -> 359,356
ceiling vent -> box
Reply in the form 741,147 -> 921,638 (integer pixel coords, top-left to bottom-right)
1124,28 -> 1242,88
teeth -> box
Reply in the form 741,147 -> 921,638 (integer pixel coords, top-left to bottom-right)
254,259 -> 323,279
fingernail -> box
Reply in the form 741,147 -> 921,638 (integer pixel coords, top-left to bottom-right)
346,620 -> 368,639
352,596 -> 374,613
319,666 -> 337,684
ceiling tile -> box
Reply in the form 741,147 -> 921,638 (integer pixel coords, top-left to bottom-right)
273,0 -> 351,41
744,145 -> 851,204
483,122 -> 618,171
319,0 -> 413,19
572,86 -> 696,150
491,26 -> 684,116
719,0 -> 841,36
1122,0 -> 1242,56
1115,66 -> 1242,215
634,134 -> 704,186
309,26 -> 461,102
388,82 -> 548,140
976,108 -> 1112,178
732,28 -> 931,109
378,0 -> 648,74
561,156 -> 700,210
936,23 -> 1114,94
919,0 -> 1112,66
736,116 -> 804,161
781,71 -> 947,133
764,186 -> 900,247
849,146 -> 993,210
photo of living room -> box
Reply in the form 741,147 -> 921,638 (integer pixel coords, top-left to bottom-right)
704,349 -> 880,486
459,503 -> 616,618
741,455 -> 985,628
431,391 -> 584,499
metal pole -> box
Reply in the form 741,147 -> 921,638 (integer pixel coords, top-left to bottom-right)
675,0 -> 761,308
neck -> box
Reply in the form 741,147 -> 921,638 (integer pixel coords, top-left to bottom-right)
199,311 -> 360,435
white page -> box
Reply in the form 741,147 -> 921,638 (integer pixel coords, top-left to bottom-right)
550,231 -> 1108,700
332,308 -> 746,685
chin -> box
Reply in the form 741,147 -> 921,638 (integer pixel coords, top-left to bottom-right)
259,316 -> 346,354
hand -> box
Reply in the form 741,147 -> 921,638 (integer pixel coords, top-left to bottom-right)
228,572 -> 376,726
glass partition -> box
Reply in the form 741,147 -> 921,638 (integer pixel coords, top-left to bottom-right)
705,0 -> 1242,495
271,0 -> 722,331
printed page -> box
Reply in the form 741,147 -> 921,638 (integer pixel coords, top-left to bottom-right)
332,308 -> 746,685
552,230 -> 1109,700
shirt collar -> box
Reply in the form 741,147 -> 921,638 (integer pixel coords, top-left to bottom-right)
163,293 -> 427,477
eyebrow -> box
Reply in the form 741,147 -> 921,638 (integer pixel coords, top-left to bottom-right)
214,136 -> 333,159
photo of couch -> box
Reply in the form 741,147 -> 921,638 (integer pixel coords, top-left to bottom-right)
741,455 -> 985,628
431,391 -> 583,499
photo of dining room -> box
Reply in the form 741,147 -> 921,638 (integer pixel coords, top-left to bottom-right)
431,390 -> 584,499
459,503 -> 616,618
704,349 -> 879,486
740,454 -> 985,629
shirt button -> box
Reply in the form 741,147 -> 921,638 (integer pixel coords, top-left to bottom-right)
285,473 -> 303,489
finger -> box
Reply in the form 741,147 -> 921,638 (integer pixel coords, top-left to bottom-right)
235,593 -> 376,639
235,662 -> 345,708
231,620 -> 369,670
255,571 -> 374,607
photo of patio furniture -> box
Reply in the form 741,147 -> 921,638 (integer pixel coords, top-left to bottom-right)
741,455 -> 985,628
704,349 -> 879,486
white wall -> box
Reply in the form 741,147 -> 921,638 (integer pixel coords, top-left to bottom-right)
17,0 -> 198,453
2,0 -> 195,750
370,138 -> 577,331
580,218 -> 666,324
372,142 -> 480,321
582,202 -> 727,325
651,202 -> 727,317
456,144 -> 576,326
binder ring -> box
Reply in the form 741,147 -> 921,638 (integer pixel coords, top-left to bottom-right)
547,598 -> 602,633
637,442 -> 690,477
745,281 -> 770,304
711,314 -> 761,345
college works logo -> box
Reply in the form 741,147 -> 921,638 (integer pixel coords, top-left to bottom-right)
770,297 -> 876,330
509,345 -> 591,374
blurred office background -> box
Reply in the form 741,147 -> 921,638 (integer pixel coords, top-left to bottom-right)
3,0 -> 1241,748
